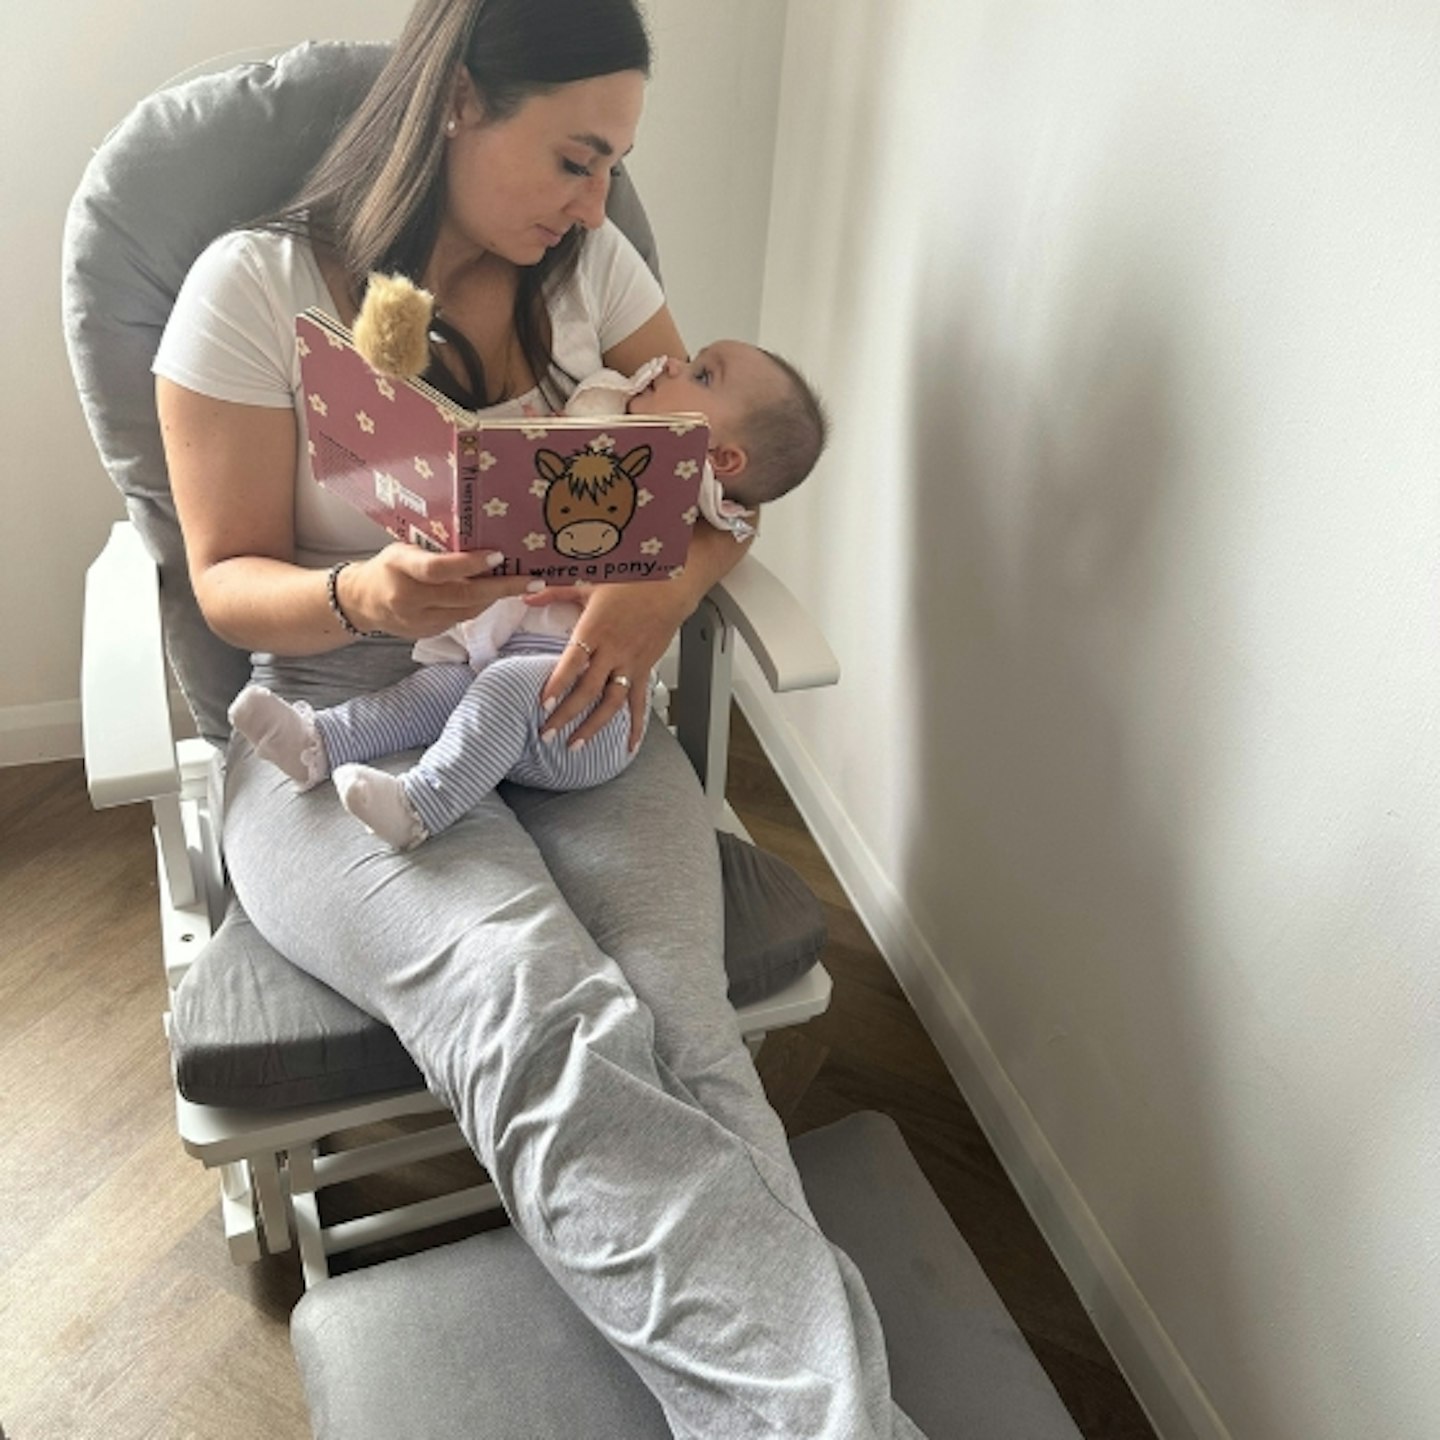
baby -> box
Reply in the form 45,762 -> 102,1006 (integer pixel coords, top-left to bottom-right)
229,342 -> 827,850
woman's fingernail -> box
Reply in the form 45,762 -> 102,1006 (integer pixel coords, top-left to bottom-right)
526,579 -> 545,593
542,729 -> 559,746
568,736 -> 586,752
542,696 -> 557,717
485,551 -> 504,567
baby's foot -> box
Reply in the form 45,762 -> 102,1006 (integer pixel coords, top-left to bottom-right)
227,685 -> 328,790
333,764 -> 429,851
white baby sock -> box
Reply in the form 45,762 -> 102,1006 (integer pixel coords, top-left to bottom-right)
228,684 -> 328,790
333,764 -> 429,851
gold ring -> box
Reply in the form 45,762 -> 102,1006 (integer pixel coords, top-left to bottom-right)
610,674 -> 631,690
572,638 -> 595,658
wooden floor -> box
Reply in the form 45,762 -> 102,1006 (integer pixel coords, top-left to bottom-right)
0,720 -> 1156,1440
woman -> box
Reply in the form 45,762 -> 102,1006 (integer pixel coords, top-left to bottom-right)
156,2 -> 922,1435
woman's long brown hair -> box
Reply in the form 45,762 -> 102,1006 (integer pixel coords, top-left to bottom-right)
265,0 -> 650,410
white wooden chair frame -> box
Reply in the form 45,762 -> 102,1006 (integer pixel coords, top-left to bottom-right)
83,519 -> 837,1285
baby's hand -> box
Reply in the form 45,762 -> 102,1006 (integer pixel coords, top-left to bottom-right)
521,581 -> 594,610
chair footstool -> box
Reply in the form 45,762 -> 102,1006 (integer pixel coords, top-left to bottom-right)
290,1112 -> 1083,1439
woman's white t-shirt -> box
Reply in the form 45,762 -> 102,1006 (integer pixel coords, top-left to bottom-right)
153,223 -> 664,568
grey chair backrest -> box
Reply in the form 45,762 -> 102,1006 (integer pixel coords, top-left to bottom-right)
63,40 -> 660,743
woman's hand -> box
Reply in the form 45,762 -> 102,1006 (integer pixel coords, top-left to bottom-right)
341,544 -> 533,639
535,579 -> 694,751
533,521 -> 755,750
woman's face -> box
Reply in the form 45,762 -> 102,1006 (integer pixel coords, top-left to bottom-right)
442,69 -> 646,267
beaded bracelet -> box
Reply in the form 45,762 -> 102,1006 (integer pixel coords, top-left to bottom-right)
326,561 -> 385,639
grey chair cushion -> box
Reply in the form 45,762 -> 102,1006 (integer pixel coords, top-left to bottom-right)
290,1111 -> 1084,1440
63,42 -> 387,744
170,830 -> 824,1109
63,40 -> 659,744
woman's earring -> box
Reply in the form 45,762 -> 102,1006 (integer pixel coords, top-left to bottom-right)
445,118 -> 458,137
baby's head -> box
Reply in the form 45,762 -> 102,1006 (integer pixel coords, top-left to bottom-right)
627,341 -> 827,508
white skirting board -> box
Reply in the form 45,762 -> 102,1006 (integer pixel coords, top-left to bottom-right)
0,691 -> 197,770
0,700 -> 83,768
732,657 -> 1230,1440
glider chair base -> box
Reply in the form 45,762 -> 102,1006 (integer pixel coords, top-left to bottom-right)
172,962 -> 834,1283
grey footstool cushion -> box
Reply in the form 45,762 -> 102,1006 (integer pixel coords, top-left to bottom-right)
291,1112 -> 1082,1440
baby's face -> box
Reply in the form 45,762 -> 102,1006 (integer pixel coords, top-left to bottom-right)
627,341 -> 778,444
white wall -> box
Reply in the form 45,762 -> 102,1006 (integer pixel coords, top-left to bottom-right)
750,3 -> 1440,1438
0,0 -> 411,764
0,0 -> 780,764
626,3 -> 786,348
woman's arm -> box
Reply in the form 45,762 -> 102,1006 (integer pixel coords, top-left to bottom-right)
158,378 -> 532,653
534,302 -> 754,748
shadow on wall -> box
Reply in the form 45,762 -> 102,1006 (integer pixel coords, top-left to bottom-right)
896,217 -> 1260,1431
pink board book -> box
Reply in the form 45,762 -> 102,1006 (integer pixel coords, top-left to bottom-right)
297,310 -> 710,585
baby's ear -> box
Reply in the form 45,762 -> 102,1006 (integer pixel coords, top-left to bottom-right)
708,440 -> 748,478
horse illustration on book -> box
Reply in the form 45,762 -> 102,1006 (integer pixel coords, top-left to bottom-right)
538,439 -> 653,559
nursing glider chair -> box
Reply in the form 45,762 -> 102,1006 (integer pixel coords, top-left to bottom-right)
66,42 -> 1086,1440
67,37 -> 834,1281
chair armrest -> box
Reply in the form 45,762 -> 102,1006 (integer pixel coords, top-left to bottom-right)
709,552 -> 839,693
674,552 -> 838,809
82,520 -> 180,808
